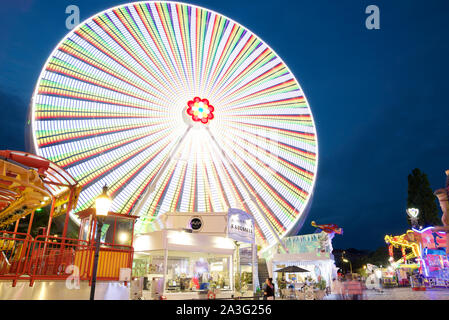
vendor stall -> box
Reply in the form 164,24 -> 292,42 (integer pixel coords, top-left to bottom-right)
262,231 -> 338,296
133,209 -> 257,299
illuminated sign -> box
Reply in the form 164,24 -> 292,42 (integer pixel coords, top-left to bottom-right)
407,208 -> 419,218
413,227 -> 447,250
227,208 -> 254,244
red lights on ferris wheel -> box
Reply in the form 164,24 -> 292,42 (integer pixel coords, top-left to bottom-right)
186,97 -> 215,124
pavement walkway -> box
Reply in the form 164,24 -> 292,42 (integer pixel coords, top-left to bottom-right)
324,287 -> 449,300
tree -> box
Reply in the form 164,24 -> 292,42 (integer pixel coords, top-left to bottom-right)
368,245 -> 390,267
333,248 -> 371,273
407,168 -> 440,227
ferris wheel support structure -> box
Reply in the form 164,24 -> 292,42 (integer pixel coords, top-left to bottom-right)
131,125 -> 193,222
206,127 -> 288,253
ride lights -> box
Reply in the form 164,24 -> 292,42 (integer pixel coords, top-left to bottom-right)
407,208 -> 420,227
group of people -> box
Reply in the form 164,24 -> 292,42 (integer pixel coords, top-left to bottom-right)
263,275 -> 366,300
331,275 -> 365,300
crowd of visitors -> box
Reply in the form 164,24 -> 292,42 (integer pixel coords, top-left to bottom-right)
262,274 -> 369,300
331,274 -> 366,300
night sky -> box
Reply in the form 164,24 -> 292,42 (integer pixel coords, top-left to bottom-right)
1,0 -> 448,250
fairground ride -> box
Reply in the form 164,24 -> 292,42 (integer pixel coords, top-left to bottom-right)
384,230 -> 421,269
0,150 -> 81,232
0,151 -> 135,290
28,1 -> 319,253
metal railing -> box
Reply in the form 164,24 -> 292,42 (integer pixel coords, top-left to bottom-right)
0,231 -> 133,286
0,231 -> 33,285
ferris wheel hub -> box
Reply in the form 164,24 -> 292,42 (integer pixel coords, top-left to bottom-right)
186,97 -> 215,125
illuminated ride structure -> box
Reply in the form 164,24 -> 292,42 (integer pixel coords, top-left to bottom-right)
385,231 -> 420,268
0,150 -> 79,229
0,150 -> 135,291
411,227 -> 449,288
384,231 -> 420,287
384,228 -> 449,289
28,1 -> 319,253
311,221 -> 343,235
381,172 -> 449,289
406,170 -> 449,289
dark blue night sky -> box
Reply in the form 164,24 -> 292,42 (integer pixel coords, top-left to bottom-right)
1,0 -> 449,250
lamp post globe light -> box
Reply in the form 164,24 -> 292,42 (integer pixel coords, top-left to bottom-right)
90,185 -> 112,300
407,208 -> 420,228
96,186 -> 112,217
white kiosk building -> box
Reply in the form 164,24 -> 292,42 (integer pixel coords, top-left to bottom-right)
133,209 -> 257,299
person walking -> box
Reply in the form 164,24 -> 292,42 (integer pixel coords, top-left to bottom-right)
346,275 -> 363,300
263,278 -> 275,300
331,277 -> 343,300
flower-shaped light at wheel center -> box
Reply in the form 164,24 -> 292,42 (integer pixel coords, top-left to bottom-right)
186,97 -> 215,124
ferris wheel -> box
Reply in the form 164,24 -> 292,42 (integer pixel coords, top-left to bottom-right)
29,1 -> 318,249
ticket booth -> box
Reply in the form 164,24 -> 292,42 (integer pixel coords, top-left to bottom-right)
77,208 -> 138,247
75,208 -> 138,279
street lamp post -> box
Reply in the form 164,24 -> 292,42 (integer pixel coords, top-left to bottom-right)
343,258 -> 353,274
90,185 -> 112,301
342,251 -> 353,275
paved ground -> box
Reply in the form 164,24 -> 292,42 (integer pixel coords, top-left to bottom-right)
324,287 -> 449,300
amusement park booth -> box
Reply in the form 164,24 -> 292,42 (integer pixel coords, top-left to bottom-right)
0,207 -> 137,299
0,150 -> 136,300
133,208 -> 258,300
261,231 -> 338,295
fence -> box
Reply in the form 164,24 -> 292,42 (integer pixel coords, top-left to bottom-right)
0,231 -> 133,286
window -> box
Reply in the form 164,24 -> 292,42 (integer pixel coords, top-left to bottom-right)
165,251 -> 231,292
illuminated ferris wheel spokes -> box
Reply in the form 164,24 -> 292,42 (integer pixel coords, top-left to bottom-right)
31,1 -> 318,249
205,126 -> 288,250
132,124 -> 193,222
